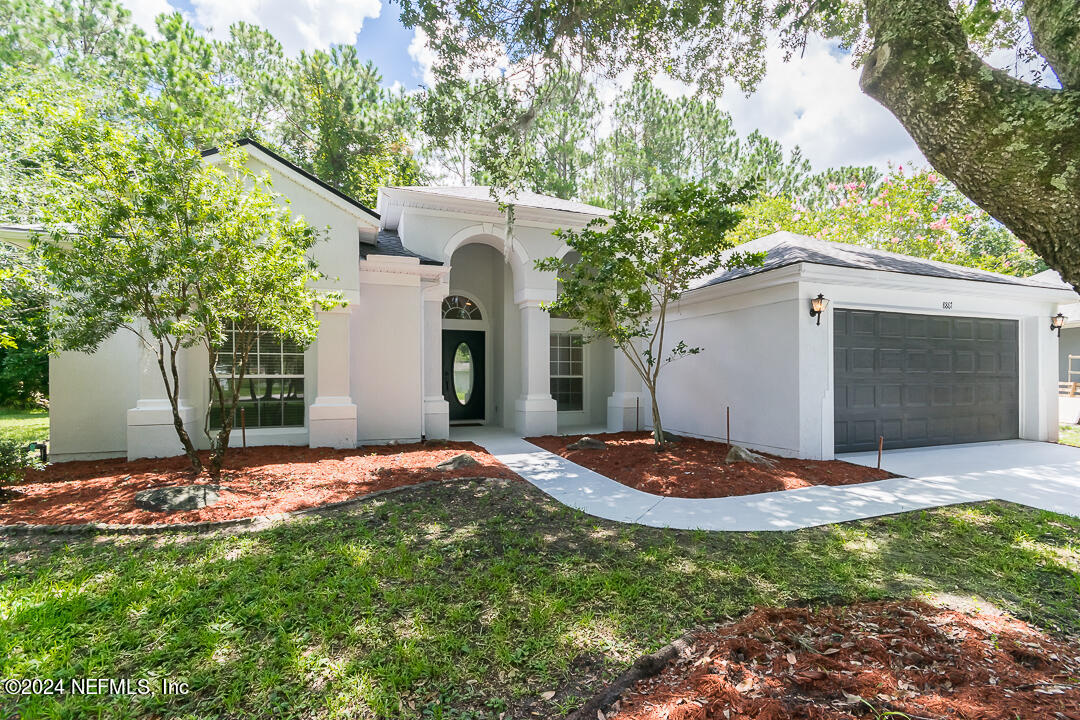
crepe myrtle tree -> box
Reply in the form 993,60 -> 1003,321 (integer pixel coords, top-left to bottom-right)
31,87 -> 340,478
537,181 -> 762,448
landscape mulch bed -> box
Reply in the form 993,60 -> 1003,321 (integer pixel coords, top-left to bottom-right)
0,442 -> 518,526
604,599 -> 1080,720
526,432 -> 893,499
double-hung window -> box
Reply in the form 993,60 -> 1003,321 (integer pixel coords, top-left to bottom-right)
549,332 -> 584,412
209,325 -> 305,428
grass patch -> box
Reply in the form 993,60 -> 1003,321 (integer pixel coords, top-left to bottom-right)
1,479 -> 1078,719
0,407 -> 48,446
1060,423 -> 1080,447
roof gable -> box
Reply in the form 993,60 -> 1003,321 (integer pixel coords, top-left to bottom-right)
202,139 -> 379,223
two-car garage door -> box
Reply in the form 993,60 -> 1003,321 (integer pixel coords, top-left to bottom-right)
834,309 -> 1019,453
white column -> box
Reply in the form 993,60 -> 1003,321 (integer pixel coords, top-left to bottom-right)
606,346 -> 644,432
1020,314 -> 1059,442
422,283 -> 450,439
126,328 -> 197,460
514,300 -> 558,435
308,307 -> 358,448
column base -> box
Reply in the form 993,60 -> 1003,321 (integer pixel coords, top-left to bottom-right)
309,396 -> 358,449
514,395 -> 557,436
606,392 -> 644,432
127,399 -> 197,461
423,396 -> 450,440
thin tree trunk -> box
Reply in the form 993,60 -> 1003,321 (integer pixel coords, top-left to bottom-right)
650,391 -> 665,450
155,347 -> 202,474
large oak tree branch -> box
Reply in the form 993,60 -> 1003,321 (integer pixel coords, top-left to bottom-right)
1024,0 -> 1080,90
859,0 -> 1080,288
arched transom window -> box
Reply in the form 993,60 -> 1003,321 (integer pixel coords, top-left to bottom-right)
442,295 -> 482,320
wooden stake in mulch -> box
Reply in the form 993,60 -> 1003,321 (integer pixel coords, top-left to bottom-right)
241,407 -> 247,448
877,435 -> 884,469
727,406 -> 731,448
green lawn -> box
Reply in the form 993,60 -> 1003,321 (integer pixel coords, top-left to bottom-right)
0,407 -> 49,446
1061,423 -> 1080,447
1,479 -> 1078,719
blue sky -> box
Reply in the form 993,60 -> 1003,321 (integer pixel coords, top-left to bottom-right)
121,0 -> 927,172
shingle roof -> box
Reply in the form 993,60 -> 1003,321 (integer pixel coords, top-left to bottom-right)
388,185 -> 612,216
359,228 -> 442,266
694,231 -> 1071,291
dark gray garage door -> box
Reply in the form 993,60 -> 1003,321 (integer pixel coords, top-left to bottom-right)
834,309 -> 1019,453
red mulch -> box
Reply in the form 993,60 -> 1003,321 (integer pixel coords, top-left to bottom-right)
0,442 -> 518,526
526,432 -> 893,499
608,600 -> 1080,720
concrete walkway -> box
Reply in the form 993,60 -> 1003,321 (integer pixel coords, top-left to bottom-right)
453,428 -> 1080,531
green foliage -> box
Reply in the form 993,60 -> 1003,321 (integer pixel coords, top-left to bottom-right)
538,181 -> 760,445
274,46 -> 424,206
0,435 -> 32,485
13,72 -> 341,476
729,166 -> 1045,276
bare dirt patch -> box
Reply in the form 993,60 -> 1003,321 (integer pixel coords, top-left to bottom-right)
0,442 -> 518,526
526,432 -> 892,499
604,600 -> 1080,720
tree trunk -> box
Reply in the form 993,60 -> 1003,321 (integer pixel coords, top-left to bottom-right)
155,352 -> 202,474
859,0 -> 1080,289
649,388 -> 665,449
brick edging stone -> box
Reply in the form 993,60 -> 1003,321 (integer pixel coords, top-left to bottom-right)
0,476 -> 502,537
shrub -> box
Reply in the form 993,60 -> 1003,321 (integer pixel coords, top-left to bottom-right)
0,437 -> 33,486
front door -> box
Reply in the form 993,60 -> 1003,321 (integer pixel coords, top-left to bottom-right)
443,329 -> 485,422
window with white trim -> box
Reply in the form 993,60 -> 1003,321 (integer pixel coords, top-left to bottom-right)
550,332 -> 583,412
209,325 -> 305,429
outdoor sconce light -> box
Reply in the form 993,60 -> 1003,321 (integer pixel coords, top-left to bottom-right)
1051,313 -> 1066,336
809,293 -> 829,325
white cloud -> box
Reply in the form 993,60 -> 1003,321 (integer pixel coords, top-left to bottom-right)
713,38 -> 925,172
118,0 -> 177,37
185,0 -> 381,54
408,28 -> 437,85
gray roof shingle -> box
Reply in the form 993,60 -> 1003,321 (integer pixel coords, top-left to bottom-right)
359,228 -> 442,266
694,232 -> 1070,291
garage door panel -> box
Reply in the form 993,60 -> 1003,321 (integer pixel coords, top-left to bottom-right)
852,311 -> 876,335
880,315 -> 904,337
906,350 -> 928,372
834,310 -> 1019,452
851,347 -> 875,372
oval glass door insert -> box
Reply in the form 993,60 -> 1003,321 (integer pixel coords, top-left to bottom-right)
452,342 -> 474,405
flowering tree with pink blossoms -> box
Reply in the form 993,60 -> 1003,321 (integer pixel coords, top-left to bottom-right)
728,167 -> 1045,278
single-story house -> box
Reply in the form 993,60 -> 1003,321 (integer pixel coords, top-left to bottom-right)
1,138 -> 1075,462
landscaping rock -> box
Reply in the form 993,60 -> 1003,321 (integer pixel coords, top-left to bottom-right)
724,445 -> 776,466
567,436 -> 608,450
134,485 -> 222,513
435,453 -> 480,471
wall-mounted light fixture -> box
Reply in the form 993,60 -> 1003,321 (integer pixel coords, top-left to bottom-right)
809,293 -> 829,326
1051,313 -> 1066,336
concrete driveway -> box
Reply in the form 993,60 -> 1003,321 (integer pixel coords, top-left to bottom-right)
839,440 -> 1080,519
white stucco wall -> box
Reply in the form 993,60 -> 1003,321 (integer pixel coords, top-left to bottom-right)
240,151 -> 369,304
654,283 -> 804,456
352,262 -> 424,443
49,333 -> 141,461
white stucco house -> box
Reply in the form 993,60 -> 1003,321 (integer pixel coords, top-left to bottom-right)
1,138 -> 1075,462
